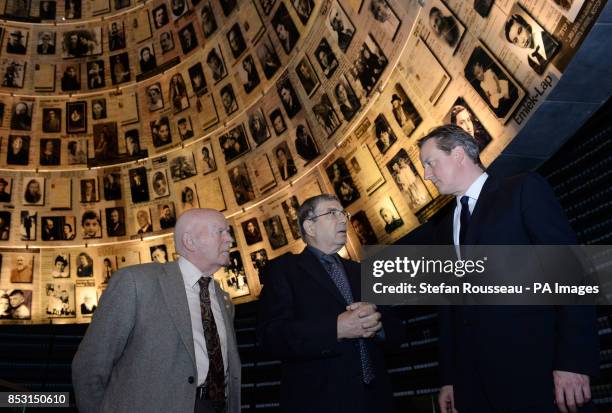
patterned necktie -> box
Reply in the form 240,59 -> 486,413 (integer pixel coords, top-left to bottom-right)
321,255 -> 375,384
198,276 -> 225,401
459,195 -> 471,245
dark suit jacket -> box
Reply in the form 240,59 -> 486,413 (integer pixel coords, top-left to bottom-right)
431,173 -> 598,412
257,248 -> 404,413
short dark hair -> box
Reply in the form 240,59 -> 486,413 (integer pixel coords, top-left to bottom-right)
504,14 -> 530,43
418,124 -> 483,169
297,194 -> 339,239
81,210 -> 100,226
55,255 -> 68,266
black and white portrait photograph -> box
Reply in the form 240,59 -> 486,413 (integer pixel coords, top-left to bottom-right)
327,1 -> 355,53
390,83 -> 422,136
169,154 -> 198,181
1,59 -> 27,88
100,256 -> 115,282
67,140 -> 87,164
92,99 -> 107,121
39,139 -> 61,166
80,178 -> 99,203
108,21 -> 126,51
200,2 -> 218,37
272,3 -> 300,55
103,172 -> 122,201
77,287 -> 98,316
124,129 -> 147,159
350,210 -> 378,245
110,52 -> 131,85
62,29 -> 102,59
160,31 -> 175,54
151,170 -> 170,199
445,97 -> 492,151
364,0 -> 401,40
326,157 -> 360,207
464,44 -> 524,123
10,102 -> 33,131
150,244 -> 169,263
177,116 -> 195,140
294,122 -> 319,161
61,64 -> 80,91
264,215 -> 288,249
146,83 -> 164,112
171,0 -> 188,19
250,249 -> 268,282
200,141 -> 217,174
150,116 -> 173,147
135,208 -> 152,234
189,62 -> 208,96
65,0 -> 81,19
0,212 -> 10,240
373,113 -> 396,154
152,4 -> 170,29
247,108 -> 270,146
242,218 -> 263,245
281,196 -> 300,240
0,178 -> 12,203
42,108 -> 62,133
45,283 -> 75,317
92,122 -> 119,163
239,54 -> 261,94
20,210 -> 36,241
424,0 -> 465,53
377,197 -> 404,234
220,124 -> 250,163
2,289 -> 32,319
39,1 -> 57,19
501,3 -> 561,75
291,0 -> 314,24
138,45 -> 157,74
312,93 -> 341,137
223,251 -> 250,298
334,75 -> 361,121
105,207 -> 126,237
5,0 -> 31,18
51,254 -> 70,278
179,23 -> 198,54
386,149 -> 432,212
352,34 -> 388,96
179,185 -> 198,212
87,60 -> 106,89
23,177 -> 45,206
227,23 -> 247,59
270,108 -> 287,136
6,30 -> 28,55
75,252 -> 93,277
168,73 -> 189,113
229,163 -> 255,206
7,135 -> 30,165
256,35 -> 281,79
206,46 -> 227,83
219,83 -> 238,115
295,56 -> 320,97
129,167 -> 150,204
277,76 -> 302,119
37,31 -> 56,55
158,203 -> 177,229
274,142 -> 297,181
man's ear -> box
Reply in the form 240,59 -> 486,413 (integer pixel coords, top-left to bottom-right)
182,232 -> 194,252
451,146 -> 465,163
302,220 -> 315,238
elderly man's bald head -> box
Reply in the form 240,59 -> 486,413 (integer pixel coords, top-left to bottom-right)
174,208 -> 233,274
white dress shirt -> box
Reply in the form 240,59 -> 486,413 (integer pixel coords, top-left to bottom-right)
178,256 -> 228,386
453,172 -> 488,246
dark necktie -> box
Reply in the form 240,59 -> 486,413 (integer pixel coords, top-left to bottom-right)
321,255 -> 375,384
197,277 -> 225,401
459,195 -> 471,245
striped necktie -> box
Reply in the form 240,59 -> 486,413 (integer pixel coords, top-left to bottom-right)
198,276 -> 225,401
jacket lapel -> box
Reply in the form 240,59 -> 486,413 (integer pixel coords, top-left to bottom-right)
158,262 -> 196,367
297,248 -> 347,306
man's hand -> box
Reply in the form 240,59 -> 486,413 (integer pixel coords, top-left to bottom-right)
337,302 -> 381,339
438,385 -> 457,413
553,370 -> 591,413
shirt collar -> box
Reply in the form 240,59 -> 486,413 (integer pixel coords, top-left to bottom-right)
178,256 -> 211,289
307,245 -> 339,263
457,172 -> 488,206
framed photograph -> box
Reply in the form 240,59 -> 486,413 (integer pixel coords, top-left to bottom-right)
464,43 -> 525,123
387,149 -> 432,212
10,101 -> 33,131
5,0 -> 31,18
227,23 -> 247,59
6,30 -> 28,55
146,83 -> 164,112
62,29 -> 103,58
259,0 -> 276,15
196,177 -> 226,211
251,153 -> 277,193
250,249 -> 268,282
350,210 -> 378,245
7,135 -> 30,165
129,167 -> 150,204
40,138 -> 61,166
221,251 -> 250,298
92,122 -> 119,163
281,196 -> 301,240
264,215 -> 288,249
228,163 -> 256,206
169,73 -> 190,113
86,60 -> 105,90
0,59 -> 26,88
42,108 -> 62,133
547,0 -> 587,23
0,177 -> 12,203
76,251 -> 94,277
134,207 -> 153,234
132,8 -> 153,43
150,116 -> 172,147
239,54 -> 261,94
178,23 -> 198,55
102,172 -> 122,201
177,116 -> 195,141
60,64 -> 81,92
105,207 -> 126,237
294,121 -> 319,161
247,108 -> 270,146
242,218 -> 263,245
199,140 -> 217,174
334,75 -> 361,121
92,0 -> 111,15
390,83 -> 422,136
138,44 -> 157,74
270,108 -> 287,136
363,0 -> 401,40
80,178 -> 99,203
220,124 -> 250,163
373,113 -> 396,154
4,289 -> 32,318
77,286 -> 98,317
160,30 -> 175,54
20,211 -> 37,241
150,245 -> 169,263
315,38 -> 339,79
500,3 -> 561,75
444,97 -> 492,151
352,34 -> 388,96
219,83 -> 238,116
37,31 -> 56,55
377,197 -> 403,234
256,34 -> 281,79
67,139 -> 87,164
291,0 -> 314,24
110,52 -> 131,85
51,253 -> 70,278
295,55 -> 320,97
349,144 -> 385,196
124,129 -> 147,159
90,99 -> 107,123
45,283 -> 75,317
169,154 -> 197,182
152,4 -> 170,29
326,157 -> 360,207
271,3 -> 300,55
34,63 -> 54,93
0,211 -> 10,241
206,45 -> 228,83
312,93 -> 341,138
158,202 -> 177,229
277,75 -> 302,119
403,37 -> 450,105
171,0 -> 188,20
423,0 -> 465,54
39,1 -> 57,19
81,210 -> 102,239
200,2 -> 218,37
327,1 -> 355,53
189,62 -> 208,96
179,184 -> 199,212
40,217 -> 61,241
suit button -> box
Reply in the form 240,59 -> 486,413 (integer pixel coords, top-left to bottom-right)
188,376 -> 195,384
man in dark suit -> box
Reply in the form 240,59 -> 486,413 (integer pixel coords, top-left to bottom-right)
73,209 -> 242,413
257,194 -> 404,413
417,125 -> 598,413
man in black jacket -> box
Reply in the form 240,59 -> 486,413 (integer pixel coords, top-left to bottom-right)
418,125 -> 598,413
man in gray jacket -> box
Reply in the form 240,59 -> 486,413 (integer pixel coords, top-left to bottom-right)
72,208 -> 241,413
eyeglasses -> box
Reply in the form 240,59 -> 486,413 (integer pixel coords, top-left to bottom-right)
307,209 -> 351,221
